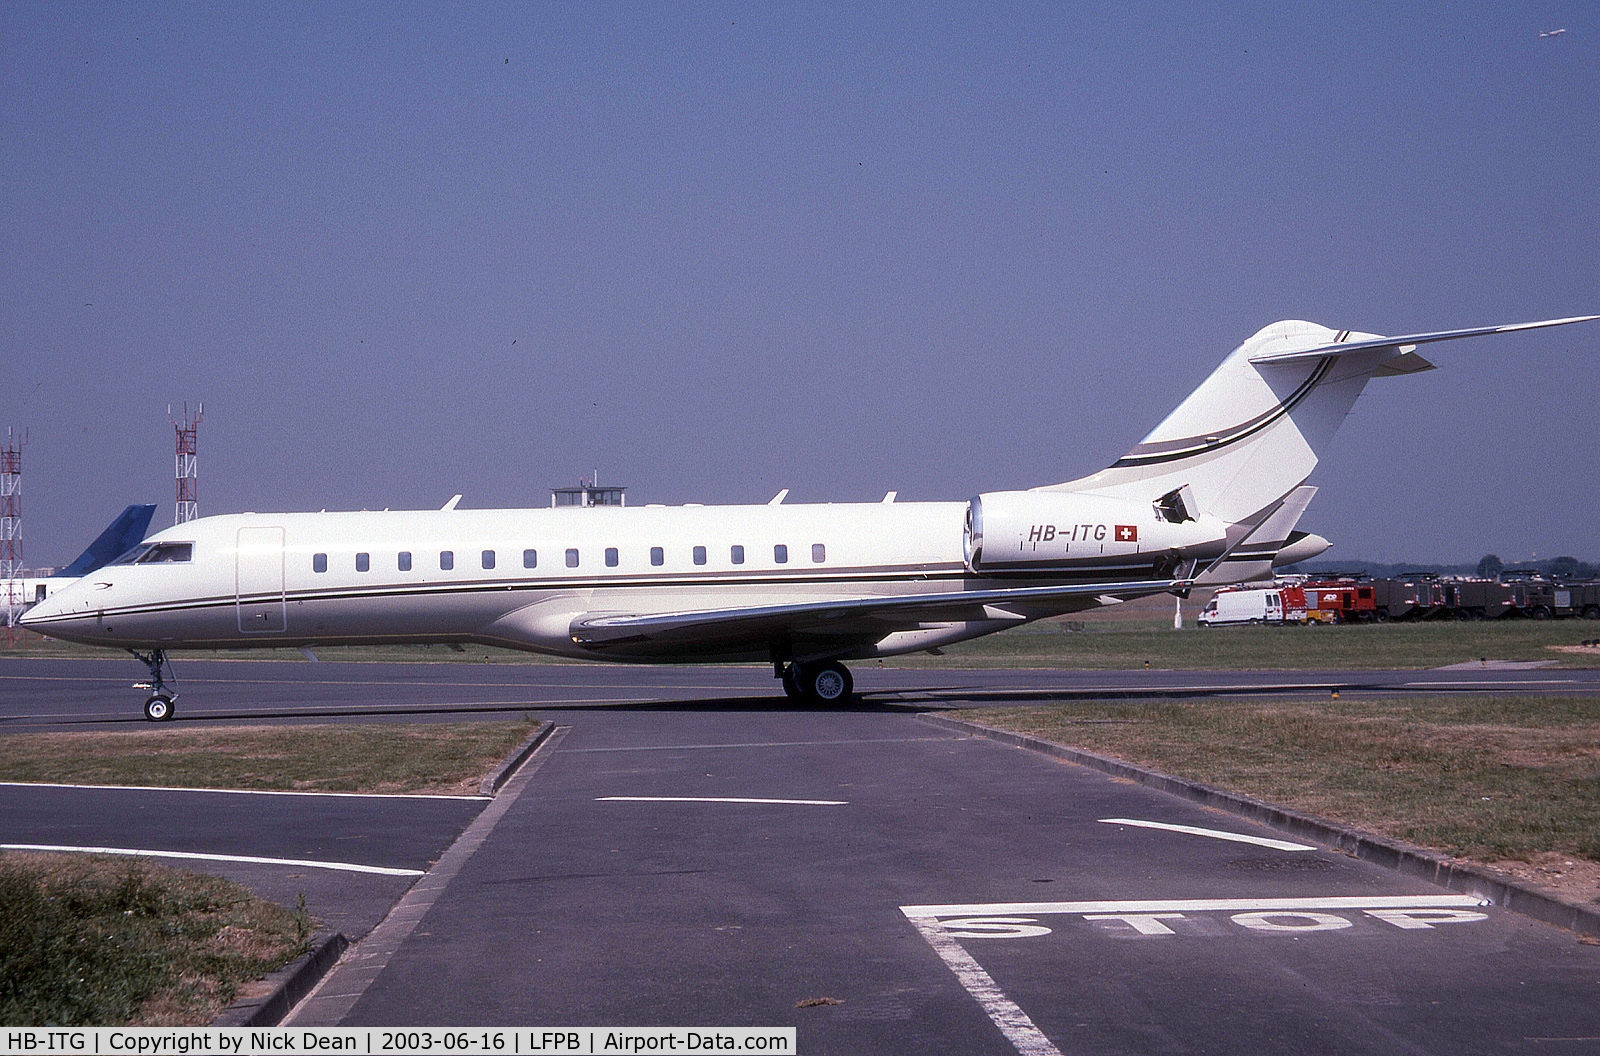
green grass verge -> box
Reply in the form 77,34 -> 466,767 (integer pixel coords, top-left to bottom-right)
0,721 -> 539,795
0,853 -> 309,1026
899,617 -> 1600,669
9,610 -> 1597,669
964,693 -> 1600,867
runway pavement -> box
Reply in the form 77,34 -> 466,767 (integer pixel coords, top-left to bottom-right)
3,655 -> 1599,731
4,656 -> 1599,1053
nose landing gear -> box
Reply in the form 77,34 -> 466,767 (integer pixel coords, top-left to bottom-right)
130,649 -> 177,721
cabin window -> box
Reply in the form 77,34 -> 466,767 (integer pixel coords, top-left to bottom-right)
812,543 -> 826,563
605,547 -> 619,567
440,550 -> 454,570
356,552 -> 370,572
650,546 -> 664,566
693,546 -> 706,566
774,544 -> 788,564
482,550 -> 495,570
566,548 -> 579,568
523,549 -> 537,569
313,553 -> 327,573
731,545 -> 745,565
398,551 -> 412,571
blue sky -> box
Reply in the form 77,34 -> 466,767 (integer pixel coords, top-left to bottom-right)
3,1 -> 1596,567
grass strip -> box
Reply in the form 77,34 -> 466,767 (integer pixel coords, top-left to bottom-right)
903,618 -> 1600,669
9,612 -> 1599,669
0,721 -> 539,796
964,693 -> 1600,870
0,852 -> 308,1026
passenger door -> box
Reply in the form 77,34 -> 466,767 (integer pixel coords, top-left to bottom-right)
236,526 -> 287,633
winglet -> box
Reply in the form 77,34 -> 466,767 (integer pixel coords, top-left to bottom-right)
441,494 -> 463,511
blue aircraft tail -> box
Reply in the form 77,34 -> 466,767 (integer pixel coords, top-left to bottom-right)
52,505 -> 158,577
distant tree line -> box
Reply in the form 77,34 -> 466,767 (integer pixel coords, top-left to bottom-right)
1284,554 -> 1596,579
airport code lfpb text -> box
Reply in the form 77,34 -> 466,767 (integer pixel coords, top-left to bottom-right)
0,1031 -> 796,1056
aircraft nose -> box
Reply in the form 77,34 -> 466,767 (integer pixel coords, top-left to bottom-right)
18,594 -> 68,627
17,582 -> 101,637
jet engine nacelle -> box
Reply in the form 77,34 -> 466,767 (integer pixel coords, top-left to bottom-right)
964,490 -> 1229,575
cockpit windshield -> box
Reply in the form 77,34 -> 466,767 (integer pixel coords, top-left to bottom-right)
113,542 -> 194,565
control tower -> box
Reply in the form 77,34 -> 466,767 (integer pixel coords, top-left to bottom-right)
551,476 -> 626,508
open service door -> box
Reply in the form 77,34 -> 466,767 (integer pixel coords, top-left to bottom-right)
236,526 -> 287,633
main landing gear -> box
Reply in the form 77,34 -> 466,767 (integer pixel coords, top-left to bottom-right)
130,649 -> 178,721
778,660 -> 854,707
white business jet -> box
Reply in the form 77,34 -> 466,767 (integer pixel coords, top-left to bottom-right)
22,316 -> 1596,720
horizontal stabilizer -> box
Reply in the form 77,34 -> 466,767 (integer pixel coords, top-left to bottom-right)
1194,486 -> 1317,586
1249,316 -> 1598,366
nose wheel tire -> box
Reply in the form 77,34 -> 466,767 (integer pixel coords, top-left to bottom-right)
144,694 -> 175,722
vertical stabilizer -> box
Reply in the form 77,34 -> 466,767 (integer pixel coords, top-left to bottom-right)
53,504 -> 158,577
1041,316 -> 1595,525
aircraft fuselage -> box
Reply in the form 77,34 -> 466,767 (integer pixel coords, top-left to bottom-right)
27,496 -> 1215,662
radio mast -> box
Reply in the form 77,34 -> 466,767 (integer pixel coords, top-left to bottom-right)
171,403 -> 203,525
2,428 -> 26,640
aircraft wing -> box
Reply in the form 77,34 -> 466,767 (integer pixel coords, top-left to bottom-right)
568,577 -> 1184,650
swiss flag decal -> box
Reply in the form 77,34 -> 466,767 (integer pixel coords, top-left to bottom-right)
1114,525 -> 1138,543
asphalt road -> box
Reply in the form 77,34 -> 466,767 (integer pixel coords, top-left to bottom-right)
3,657 -> 1599,1053
293,703 -> 1598,1054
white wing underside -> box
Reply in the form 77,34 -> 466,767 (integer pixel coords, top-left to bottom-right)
566,577 -> 1183,650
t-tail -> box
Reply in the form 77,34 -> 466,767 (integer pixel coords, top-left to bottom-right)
970,316 -> 1596,583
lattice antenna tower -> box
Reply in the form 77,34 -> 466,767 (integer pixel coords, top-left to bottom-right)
170,403 -> 203,525
2,428 -> 27,635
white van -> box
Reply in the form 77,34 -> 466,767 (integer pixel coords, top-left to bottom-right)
1198,587 -> 1287,626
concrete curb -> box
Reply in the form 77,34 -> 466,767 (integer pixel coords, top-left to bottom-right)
213,932 -> 350,1027
285,724 -> 570,1025
480,720 -> 556,795
919,712 -> 1600,940
213,721 -> 556,1027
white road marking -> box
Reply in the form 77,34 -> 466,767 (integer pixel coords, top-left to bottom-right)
0,780 -> 487,800
905,915 -> 1063,1056
901,894 -> 1488,918
1081,912 -> 1187,935
1099,817 -> 1315,851
1364,908 -> 1488,928
597,796 -> 848,805
1231,910 -> 1353,932
903,894 -> 1492,1053
1,843 -> 425,876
